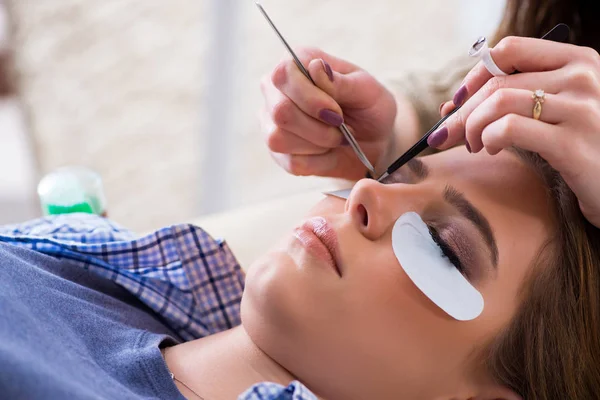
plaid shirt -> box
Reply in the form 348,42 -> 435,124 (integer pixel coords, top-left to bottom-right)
0,214 -> 317,400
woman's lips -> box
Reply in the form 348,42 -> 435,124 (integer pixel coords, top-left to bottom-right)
294,217 -> 342,277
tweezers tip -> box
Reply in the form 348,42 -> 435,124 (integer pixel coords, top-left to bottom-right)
376,172 -> 389,182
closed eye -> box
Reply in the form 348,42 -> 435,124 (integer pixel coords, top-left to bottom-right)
427,225 -> 468,278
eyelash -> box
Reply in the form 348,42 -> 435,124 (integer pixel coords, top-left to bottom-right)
427,225 -> 467,277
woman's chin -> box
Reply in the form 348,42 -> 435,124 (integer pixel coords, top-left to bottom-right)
241,246 -> 304,352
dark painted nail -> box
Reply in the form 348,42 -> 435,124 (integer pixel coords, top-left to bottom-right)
439,102 -> 446,115
453,85 -> 468,107
465,142 -> 472,153
427,126 -> 448,148
321,59 -> 334,82
319,109 -> 344,127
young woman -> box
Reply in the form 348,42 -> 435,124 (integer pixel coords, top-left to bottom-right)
1,145 -> 599,399
254,0 -> 600,396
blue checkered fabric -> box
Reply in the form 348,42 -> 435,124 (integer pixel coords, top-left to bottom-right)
0,214 -> 317,400
238,381 -> 318,400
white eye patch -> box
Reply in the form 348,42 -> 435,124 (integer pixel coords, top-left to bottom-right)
324,189 -> 352,200
392,212 -> 484,321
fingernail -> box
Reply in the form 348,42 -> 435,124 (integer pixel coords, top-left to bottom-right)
319,109 -> 344,127
321,59 -> 334,82
453,85 -> 468,107
465,142 -> 472,153
427,126 -> 448,148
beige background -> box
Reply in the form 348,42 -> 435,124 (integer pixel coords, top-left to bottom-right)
3,0 -> 504,231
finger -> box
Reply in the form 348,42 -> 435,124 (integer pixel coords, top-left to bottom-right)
465,90 -> 572,152
267,129 -> 331,155
453,37 -> 585,108
270,147 -> 370,179
293,47 -> 361,75
270,151 -> 338,177
262,82 -> 344,148
271,58 -> 345,127
441,101 -> 457,117
259,110 -> 331,155
436,70 -> 562,150
492,37 -> 584,74
452,62 -> 493,107
480,114 -> 565,167
306,58 -> 383,109
307,58 -> 337,97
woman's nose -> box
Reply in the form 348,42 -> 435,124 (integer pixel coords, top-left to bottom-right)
346,179 -> 404,241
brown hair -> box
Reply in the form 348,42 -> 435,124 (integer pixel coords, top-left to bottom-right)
492,0 -> 600,51
0,0 -> 13,96
0,51 -> 14,96
486,150 -> 600,399
474,3 -> 600,395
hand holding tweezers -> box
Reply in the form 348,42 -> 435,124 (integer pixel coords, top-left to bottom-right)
377,23 -> 571,182
255,1 -> 377,177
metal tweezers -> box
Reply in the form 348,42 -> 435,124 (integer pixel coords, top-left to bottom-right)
255,1 -> 377,177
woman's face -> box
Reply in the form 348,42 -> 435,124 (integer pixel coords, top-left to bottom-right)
242,147 -> 554,399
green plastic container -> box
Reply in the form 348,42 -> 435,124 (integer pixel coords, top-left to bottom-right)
37,167 -> 107,216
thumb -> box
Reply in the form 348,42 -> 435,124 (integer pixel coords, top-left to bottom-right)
307,58 -> 375,109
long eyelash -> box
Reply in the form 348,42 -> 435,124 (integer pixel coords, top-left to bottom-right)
427,225 -> 467,276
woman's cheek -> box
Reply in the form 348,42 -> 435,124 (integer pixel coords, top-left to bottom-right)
341,242 -> 408,315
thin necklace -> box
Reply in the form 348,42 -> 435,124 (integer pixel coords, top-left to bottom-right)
162,349 -> 206,400
169,372 -> 206,400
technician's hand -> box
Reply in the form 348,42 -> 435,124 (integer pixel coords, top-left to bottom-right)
260,48 -> 397,180
437,37 -> 600,228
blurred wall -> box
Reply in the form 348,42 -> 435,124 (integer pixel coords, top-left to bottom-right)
8,0 -> 208,229
0,1 -> 37,225
5,0 -> 504,231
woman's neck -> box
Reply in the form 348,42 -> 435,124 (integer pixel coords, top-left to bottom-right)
163,325 -> 296,400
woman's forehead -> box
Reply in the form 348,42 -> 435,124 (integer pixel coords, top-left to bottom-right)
422,148 -> 554,229
423,148 -> 540,191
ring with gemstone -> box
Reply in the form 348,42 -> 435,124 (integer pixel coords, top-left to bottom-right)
532,89 -> 545,120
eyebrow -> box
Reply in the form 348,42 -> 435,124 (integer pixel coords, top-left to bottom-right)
443,186 -> 499,268
406,158 -> 429,181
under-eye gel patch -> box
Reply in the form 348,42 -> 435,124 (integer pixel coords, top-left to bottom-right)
392,212 -> 484,321
324,189 -> 352,200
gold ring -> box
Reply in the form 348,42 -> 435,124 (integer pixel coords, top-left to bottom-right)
532,89 -> 545,120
